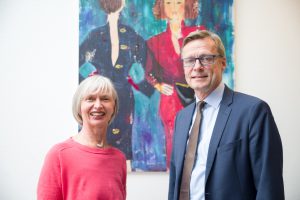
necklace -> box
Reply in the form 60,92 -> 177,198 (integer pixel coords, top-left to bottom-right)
75,133 -> 107,148
96,143 -> 105,148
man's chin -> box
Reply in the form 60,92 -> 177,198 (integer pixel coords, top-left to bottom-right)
190,82 -> 207,90
193,85 -> 211,95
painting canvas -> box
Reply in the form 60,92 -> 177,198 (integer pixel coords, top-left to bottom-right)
79,0 -> 234,172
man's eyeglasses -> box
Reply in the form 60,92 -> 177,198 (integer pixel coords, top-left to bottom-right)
182,55 -> 223,68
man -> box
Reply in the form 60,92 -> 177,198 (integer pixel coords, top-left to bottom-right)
168,30 -> 284,200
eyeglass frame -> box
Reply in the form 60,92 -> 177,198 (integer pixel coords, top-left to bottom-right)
181,54 -> 223,68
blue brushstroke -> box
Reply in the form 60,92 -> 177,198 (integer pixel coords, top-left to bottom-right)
131,90 -> 166,171
129,62 -> 166,171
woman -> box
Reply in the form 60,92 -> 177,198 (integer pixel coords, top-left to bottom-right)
146,0 -> 205,168
79,0 -> 153,160
37,75 -> 126,200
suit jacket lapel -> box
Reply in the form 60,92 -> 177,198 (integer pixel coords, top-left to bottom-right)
205,85 -> 233,183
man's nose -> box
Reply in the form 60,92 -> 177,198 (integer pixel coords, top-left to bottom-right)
193,59 -> 204,70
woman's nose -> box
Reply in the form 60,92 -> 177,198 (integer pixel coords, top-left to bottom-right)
94,99 -> 102,108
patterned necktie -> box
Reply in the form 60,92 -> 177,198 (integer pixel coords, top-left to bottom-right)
179,101 -> 205,200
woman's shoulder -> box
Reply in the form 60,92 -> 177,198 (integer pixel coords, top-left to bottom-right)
108,147 -> 127,160
48,138 -> 74,154
41,138 -> 74,164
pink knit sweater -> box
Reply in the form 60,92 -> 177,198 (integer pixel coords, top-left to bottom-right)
37,138 -> 127,200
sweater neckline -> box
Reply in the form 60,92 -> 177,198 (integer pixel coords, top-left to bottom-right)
68,137 -> 115,154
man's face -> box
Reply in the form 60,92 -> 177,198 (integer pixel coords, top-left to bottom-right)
181,37 -> 226,100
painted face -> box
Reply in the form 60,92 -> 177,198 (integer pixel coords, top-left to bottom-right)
182,38 -> 226,100
164,0 -> 185,21
80,90 -> 115,128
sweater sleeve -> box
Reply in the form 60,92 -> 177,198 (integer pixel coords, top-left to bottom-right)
122,156 -> 127,200
37,145 -> 63,200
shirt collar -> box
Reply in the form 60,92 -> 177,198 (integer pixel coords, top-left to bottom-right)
195,82 -> 225,109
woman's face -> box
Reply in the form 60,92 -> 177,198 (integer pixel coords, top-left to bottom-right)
80,90 -> 115,129
164,0 -> 185,21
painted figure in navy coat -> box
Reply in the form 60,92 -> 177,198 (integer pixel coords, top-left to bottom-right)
168,30 -> 284,199
79,0 -> 153,160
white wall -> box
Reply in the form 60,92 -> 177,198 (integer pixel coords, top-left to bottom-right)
0,0 -> 299,199
235,0 -> 300,199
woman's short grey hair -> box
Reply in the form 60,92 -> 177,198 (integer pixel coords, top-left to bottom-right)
72,75 -> 119,126
182,30 -> 226,58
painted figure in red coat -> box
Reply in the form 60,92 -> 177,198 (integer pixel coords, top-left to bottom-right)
146,0 -> 205,168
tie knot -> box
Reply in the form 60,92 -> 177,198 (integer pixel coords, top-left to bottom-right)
197,101 -> 205,111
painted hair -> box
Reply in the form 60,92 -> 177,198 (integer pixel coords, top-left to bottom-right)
99,0 -> 123,14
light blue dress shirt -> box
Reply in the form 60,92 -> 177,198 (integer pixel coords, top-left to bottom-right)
189,82 -> 225,200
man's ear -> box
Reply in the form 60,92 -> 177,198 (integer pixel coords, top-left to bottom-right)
221,57 -> 227,71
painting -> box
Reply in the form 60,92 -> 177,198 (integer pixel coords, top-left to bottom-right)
79,0 -> 234,172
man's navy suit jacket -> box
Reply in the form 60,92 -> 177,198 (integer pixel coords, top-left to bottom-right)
168,85 -> 284,200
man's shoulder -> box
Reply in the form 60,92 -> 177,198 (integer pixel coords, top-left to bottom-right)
222,86 -> 263,104
233,90 -> 265,105
177,102 -> 195,117
228,89 -> 272,114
